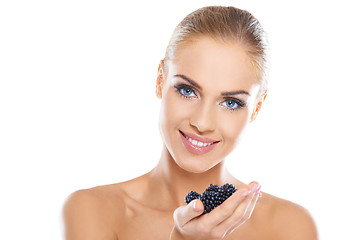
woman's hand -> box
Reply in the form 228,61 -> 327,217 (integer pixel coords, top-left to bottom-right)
170,182 -> 261,240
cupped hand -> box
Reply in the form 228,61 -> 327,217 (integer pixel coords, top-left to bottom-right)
171,182 -> 261,240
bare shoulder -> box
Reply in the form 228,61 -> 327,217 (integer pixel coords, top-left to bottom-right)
258,192 -> 318,240
62,183 -> 126,240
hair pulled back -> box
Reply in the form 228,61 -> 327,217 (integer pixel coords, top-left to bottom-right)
164,6 -> 269,99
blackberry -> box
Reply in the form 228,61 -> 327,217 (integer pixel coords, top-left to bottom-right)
185,191 -> 201,204
185,183 -> 237,214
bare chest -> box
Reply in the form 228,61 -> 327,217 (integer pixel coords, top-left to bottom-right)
117,208 -> 174,240
115,197 -> 274,240
117,213 -> 272,240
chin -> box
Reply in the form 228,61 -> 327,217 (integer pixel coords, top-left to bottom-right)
174,156 -> 220,174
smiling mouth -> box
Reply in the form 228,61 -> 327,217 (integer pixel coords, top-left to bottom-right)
179,130 -> 220,147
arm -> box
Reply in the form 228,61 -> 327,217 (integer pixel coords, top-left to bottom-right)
62,189 -> 119,240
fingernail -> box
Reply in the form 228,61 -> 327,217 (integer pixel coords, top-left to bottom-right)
191,200 -> 197,210
251,183 -> 260,192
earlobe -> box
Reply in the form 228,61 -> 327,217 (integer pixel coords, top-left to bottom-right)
250,102 -> 261,122
155,60 -> 165,99
250,90 -> 267,122
250,109 -> 258,122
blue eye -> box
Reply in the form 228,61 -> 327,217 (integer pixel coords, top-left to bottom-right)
225,100 -> 238,108
174,84 -> 245,112
221,98 -> 245,111
175,85 -> 197,98
181,87 -> 194,96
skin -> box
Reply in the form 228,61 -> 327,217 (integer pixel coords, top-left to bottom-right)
62,37 -> 318,240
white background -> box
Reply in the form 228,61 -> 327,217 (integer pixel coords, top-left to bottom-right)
1,0 -> 359,239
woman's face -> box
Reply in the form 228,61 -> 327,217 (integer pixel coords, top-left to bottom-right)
158,37 -> 261,173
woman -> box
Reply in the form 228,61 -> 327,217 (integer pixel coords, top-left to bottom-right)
62,6 -> 318,240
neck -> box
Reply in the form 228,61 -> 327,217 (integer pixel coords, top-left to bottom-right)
148,145 -> 236,207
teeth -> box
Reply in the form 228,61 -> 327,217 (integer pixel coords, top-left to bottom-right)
185,135 -> 213,147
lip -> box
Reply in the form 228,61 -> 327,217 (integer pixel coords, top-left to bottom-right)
180,130 -> 220,143
179,130 -> 220,155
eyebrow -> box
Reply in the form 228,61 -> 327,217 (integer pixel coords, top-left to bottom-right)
174,74 -> 202,90
174,74 -> 250,96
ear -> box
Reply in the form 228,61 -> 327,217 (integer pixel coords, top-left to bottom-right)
155,60 -> 165,99
250,90 -> 267,122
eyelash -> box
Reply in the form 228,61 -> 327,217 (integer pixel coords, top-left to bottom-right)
174,84 -> 246,112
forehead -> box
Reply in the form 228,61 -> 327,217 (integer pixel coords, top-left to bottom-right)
169,37 -> 259,91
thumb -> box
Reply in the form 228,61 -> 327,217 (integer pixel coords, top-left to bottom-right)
174,199 -> 204,227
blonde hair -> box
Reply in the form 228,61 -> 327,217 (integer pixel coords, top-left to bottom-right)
163,6 -> 269,99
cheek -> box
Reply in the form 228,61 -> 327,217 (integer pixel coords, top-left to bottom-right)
159,88 -> 190,136
219,110 -> 251,144
162,91 -> 184,124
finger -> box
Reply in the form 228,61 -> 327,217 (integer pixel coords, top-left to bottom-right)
242,190 -> 260,221
174,199 -> 204,227
203,186 -> 252,226
237,183 -> 261,221
218,188 -> 261,235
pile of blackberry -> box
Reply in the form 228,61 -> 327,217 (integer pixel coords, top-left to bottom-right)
185,183 -> 237,214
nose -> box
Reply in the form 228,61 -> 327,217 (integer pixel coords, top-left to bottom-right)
189,101 -> 216,133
